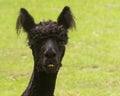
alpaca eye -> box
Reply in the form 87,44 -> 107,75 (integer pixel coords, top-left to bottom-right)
59,41 -> 66,46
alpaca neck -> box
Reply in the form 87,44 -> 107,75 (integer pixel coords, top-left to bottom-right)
22,67 -> 58,96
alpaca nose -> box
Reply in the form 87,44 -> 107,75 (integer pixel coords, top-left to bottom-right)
44,48 -> 56,58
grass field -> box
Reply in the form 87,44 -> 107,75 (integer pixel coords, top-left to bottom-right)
0,0 -> 120,96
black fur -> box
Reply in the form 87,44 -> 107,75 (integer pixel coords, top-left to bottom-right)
16,6 -> 75,96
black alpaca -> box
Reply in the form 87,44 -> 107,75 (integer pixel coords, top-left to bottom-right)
16,6 -> 75,96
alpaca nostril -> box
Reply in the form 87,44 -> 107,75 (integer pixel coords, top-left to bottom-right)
45,50 -> 56,58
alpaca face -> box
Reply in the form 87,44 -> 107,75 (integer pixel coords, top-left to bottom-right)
40,39 -> 63,73
16,6 -> 75,73
30,21 -> 67,73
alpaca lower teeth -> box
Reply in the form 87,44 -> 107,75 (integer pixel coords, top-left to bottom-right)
48,64 -> 54,68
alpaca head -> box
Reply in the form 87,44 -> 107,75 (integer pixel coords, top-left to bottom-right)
16,6 -> 75,73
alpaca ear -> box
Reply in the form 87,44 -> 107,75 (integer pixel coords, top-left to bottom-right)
57,6 -> 75,30
16,8 -> 35,35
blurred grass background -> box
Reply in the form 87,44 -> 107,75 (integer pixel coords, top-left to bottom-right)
0,0 -> 120,96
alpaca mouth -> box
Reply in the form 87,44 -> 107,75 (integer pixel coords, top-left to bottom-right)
45,63 -> 60,73
42,57 -> 61,73
42,61 -> 60,73
48,64 -> 55,69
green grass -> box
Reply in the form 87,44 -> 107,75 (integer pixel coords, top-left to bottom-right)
0,0 -> 120,96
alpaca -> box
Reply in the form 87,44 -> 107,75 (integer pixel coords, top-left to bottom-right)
16,6 -> 75,96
